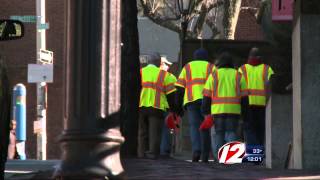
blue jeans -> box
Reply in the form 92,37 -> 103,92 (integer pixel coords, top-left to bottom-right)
214,117 -> 239,156
210,126 -> 218,160
186,100 -> 211,159
160,113 -> 171,155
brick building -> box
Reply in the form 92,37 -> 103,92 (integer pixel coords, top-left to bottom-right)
0,0 -> 264,159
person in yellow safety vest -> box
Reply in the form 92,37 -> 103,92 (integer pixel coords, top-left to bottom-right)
175,48 -> 216,162
138,53 -> 178,159
239,47 -> 274,145
201,52 -> 247,160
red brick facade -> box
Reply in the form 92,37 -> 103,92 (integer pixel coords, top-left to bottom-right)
0,0 -> 65,159
235,0 -> 264,40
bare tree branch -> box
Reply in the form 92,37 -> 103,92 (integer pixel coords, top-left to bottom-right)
140,0 -> 181,33
194,4 -> 208,38
193,0 -> 224,38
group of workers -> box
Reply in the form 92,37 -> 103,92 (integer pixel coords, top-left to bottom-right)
138,47 -> 274,162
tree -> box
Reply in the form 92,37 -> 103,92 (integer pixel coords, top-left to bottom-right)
138,0 -> 242,39
120,0 -> 141,156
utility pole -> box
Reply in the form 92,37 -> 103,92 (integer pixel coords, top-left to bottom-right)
36,0 -> 47,160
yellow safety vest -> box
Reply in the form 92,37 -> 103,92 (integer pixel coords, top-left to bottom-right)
175,60 -> 216,105
203,68 -> 246,115
139,65 -> 177,111
239,64 -> 274,106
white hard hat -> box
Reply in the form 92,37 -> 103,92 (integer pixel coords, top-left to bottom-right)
161,56 -> 172,65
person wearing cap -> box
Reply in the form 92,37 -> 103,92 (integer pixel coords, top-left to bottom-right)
138,53 -> 178,159
239,47 -> 274,145
201,52 -> 247,159
175,48 -> 216,162
159,56 -> 177,157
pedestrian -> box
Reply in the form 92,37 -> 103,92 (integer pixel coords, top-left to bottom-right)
175,48 -> 216,162
7,120 -> 19,159
159,56 -> 176,157
201,52 -> 246,158
138,53 -> 178,159
239,47 -> 274,145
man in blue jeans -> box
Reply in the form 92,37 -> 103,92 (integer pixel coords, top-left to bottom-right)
175,48 -> 215,162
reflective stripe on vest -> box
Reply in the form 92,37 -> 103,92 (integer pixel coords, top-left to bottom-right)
211,70 -> 241,105
185,63 -> 213,102
211,97 -> 240,104
240,64 -> 269,97
141,70 -> 167,108
154,70 -> 166,108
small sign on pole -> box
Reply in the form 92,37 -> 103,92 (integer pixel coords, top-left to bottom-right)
28,64 -> 53,83
39,49 -> 53,64
33,120 -> 42,134
272,0 -> 293,22
37,23 -> 50,30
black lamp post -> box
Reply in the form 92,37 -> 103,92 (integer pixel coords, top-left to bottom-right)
176,0 -> 194,68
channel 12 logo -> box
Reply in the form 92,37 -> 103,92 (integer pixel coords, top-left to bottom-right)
218,141 -> 264,164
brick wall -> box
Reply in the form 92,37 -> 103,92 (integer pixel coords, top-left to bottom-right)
235,0 -> 264,41
0,0 -> 65,159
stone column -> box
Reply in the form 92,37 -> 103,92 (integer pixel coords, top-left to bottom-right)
54,0 -> 125,178
292,0 -> 320,169
265,93 -> 293,169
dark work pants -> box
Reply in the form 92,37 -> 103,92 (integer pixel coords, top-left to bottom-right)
138,107 -> 164,158
244,106 -> 266,145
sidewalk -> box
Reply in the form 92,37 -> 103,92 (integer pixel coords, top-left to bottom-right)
5,158 -> 320,179
5,160 -> 58,179
124,158 -> 320,180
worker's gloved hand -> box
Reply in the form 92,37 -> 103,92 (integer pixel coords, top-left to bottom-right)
166,113 -> 176,129
199,115 -> 213,130
166,113 -> 180,129
173,113 -> 181,129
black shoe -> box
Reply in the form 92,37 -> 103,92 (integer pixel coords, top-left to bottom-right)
192,152 -> 201,162
201,154 -> 209,163
201,159 -> 209,163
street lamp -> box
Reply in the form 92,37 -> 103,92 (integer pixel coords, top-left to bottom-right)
176,0 -> 194,68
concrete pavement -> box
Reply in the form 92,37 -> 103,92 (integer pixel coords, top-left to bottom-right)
5,158 -> 320,179
5,160 -> 58,179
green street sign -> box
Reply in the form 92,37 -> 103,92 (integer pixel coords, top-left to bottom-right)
10,15 -> 39,23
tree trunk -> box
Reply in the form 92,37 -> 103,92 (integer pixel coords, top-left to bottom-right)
120,0 -> 141,157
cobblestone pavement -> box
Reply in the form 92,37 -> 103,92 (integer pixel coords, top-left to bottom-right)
123,158 -> 320,180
